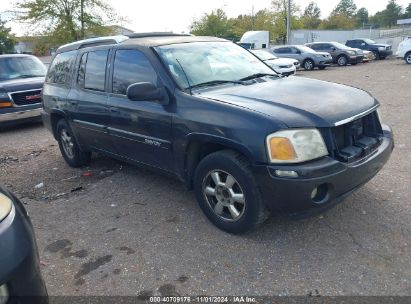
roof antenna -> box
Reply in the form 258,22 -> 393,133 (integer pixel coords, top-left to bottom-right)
176,58 -> 192,95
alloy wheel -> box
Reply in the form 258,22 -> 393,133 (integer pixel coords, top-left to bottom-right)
338,56 -> 347,66
304,60 -> 313,70
406,53 -> 411,64
61,129 -> 75,159
202,170 -> 246,222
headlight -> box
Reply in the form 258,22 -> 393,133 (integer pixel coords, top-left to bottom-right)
266,129 -> 328,163
348,50 -> 355,55
0,192 -> 13,222
378,46 -> 385,51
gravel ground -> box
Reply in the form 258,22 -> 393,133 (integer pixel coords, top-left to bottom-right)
0,58 -> 410,297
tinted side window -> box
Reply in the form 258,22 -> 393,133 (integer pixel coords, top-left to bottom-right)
84,50 -> 108,91
112,50 -> 158,95
46,51 -> 77,85
309,44 -> 319,50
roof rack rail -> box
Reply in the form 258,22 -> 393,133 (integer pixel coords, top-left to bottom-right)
56,35 -> 129,54
126,32 -> 191,39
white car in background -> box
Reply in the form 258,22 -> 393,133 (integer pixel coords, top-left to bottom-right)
251,49 -> 299,76
396,36 -> 411,64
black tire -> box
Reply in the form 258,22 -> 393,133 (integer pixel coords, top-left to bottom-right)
372,50 -> 380,60
303,59 -> 315,70
318,66 -> 326,70
193,150 -> 269,234
336,55 -> 348,66
56,119 -> 91,168
406,52 -> 411,64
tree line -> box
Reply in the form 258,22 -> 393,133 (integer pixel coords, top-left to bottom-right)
191,0 -> 411,43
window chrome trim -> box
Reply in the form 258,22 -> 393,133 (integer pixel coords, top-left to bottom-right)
334,104 -> 379,126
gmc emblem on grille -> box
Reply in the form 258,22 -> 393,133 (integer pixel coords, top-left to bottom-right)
25,94 -> 41,101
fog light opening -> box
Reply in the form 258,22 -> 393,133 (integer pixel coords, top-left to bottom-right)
274,170 -> 298,178
311,184 -> 328,204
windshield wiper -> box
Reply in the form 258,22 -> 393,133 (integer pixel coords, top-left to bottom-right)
190,80 -> 244,89
239,73 -> 277,81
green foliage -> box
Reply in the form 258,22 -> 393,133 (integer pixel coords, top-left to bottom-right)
301,2 -> 322,29
190,9 -> 233,38
0,18 -> 15,54
16,0 -> 119,45
332,0 -> 357,17
405,3 -> 411,18
320,0 -> 357,29
355,8 -> 369,27
369,0 -> 403,28
383,0 -> 403,27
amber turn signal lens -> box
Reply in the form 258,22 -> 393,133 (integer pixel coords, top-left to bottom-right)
269,137 -> 297,161
0,101 -> 13,108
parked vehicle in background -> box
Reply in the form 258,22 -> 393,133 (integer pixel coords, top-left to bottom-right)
0,186 -> 48,303
305,42 -> 364,66
346,39 -> 393,60
239,31 -> 269,49
271,45 -> 332,70
396,36 -> 411,64
42,34 -> 393,234
0,54 -> 46,128
251,49 -> 299,76
361,50 -> 375,62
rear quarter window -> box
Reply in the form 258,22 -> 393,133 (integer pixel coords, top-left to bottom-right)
46,51 -> 77,85
84,50 -> 109,91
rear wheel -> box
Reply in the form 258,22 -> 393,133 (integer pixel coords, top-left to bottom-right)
56,119 -> 91,167
193,150 -> 269,234
337,55 -> 348,66
405,52 -> 411,64
303,59 -> 314,70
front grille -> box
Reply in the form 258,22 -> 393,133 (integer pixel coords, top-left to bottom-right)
279,65 -> 292,68
328,111 -> 383,162
10,90 -> 42,106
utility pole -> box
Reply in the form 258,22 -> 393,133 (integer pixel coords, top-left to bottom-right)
286,0 -> 291,44
80,0 -> 85,39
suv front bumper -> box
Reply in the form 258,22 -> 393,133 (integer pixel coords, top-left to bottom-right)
253,125 -> 393,218
0,105 -> 42,126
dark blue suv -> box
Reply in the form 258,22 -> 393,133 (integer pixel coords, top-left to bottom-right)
42,33 -> 394,233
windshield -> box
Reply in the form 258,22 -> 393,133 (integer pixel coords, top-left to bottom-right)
251,50 -> 277,61
332,42 -> 351,49
297,45 -> 317,54
363,39 -> 376,44
0,56 -> 47,81
155,42 -> 275,89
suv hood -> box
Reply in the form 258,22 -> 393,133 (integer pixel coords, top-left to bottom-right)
372,43 -> 390,48
0,77 -> 45,93
198,77 -> 378,128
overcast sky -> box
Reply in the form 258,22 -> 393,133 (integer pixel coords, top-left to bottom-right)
1,0 -> 410,36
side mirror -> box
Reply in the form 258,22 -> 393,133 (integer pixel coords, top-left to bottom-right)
126,82 -> 169,105
331,47 -> 336,51
361,43 -> 366,46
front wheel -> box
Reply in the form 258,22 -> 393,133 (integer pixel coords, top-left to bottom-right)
303,59 -> 315,70
193,150 -> 269,234
405,52 -> 411,64
372,51 -> 380,60
337,55 -> 348,66
56,119 -> 91,168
